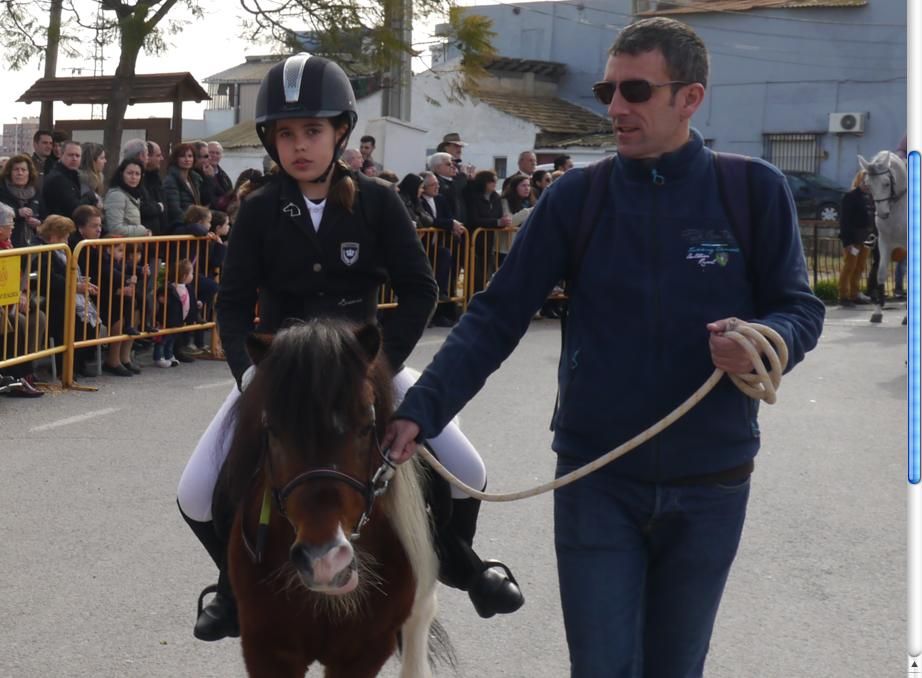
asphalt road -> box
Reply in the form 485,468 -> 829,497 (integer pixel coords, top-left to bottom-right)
1,303 -> 907,677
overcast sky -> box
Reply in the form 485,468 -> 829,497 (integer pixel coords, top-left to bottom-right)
0,0 -> 537,127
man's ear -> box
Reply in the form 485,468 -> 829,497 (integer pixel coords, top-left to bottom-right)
353,323 -> 381,362
245,332 -> 275,366
679,83 -> 706,120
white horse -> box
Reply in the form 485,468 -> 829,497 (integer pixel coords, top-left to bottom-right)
857,151 -> 908,323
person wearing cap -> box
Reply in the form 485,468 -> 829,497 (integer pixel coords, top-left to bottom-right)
176,52 -> 523,643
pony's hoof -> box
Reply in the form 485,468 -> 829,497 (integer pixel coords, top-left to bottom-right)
467,560 -> 525,618
870,312 -> 883,324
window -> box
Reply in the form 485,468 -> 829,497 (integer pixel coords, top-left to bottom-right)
762,133 -> 821,173
494,156 -> 508,179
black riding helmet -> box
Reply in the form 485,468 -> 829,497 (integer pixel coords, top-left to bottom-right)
255,53 -> 358,183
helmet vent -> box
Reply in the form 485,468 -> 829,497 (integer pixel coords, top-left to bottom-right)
283,53 -> 311,104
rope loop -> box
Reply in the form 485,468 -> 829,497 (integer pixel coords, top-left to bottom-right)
417,320 -> 788,502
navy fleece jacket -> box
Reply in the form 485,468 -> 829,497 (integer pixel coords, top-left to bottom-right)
395,130 -> 825,483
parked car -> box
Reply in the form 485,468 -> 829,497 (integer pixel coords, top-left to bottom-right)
783,171 -> 848,222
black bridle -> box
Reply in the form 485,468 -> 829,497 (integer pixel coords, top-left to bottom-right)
242,404 -> 397,564
865,165 -> 907,208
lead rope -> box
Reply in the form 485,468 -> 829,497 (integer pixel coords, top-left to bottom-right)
415,321 -> 788,503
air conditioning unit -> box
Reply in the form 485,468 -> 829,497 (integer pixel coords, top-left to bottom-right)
829,112 -> 866,134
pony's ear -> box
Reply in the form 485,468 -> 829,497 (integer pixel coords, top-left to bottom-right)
354,323 -> 381,362
857,155 -> 869,170
246,332 -> 275,366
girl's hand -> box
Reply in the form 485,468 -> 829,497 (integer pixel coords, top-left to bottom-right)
19,207 -> 32,218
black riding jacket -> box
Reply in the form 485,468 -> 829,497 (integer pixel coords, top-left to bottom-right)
217,170 -> 438,386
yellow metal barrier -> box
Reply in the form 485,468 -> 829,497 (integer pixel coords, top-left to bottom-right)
0,243 -> 71,375
468,227 -> 518,298
65,235 -> 221,386
378,227 -> 471,312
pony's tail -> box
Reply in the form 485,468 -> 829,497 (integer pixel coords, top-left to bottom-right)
427,618 -> 457,670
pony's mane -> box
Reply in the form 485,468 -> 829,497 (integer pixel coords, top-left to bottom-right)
219,320 -> 395,513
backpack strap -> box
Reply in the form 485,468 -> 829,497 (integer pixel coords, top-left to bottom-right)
552,155 -> 614,431
713,152 -> 753,270
567,154 -> 616,290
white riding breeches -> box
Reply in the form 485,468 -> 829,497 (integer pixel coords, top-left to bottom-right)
177,367 -> 487,522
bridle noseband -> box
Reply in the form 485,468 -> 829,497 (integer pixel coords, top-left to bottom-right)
865,164 -> 907,207
243,404 -> 397,564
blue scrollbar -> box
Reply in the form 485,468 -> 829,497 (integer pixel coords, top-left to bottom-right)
910,151 -> 920,484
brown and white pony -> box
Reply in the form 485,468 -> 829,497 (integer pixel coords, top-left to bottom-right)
219,320 -> 442,677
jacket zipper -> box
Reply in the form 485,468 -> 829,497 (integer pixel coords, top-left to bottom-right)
651,168 -> 664,482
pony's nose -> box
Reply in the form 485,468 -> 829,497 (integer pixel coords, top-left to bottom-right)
290,539 -> 355,587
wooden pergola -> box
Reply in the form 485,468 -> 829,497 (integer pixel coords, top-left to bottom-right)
17,72 -> 210,148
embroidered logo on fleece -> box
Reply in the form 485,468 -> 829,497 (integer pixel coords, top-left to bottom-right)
340,242 -> 360,266
682,228 -> 739,268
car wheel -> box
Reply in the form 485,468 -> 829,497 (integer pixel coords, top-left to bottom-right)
817,203 -> 840,222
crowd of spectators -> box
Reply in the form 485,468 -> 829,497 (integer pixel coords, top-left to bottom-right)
0,131 -> 251,397
0,127 -> 575,397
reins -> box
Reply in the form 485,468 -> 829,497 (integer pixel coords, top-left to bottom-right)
413,321 -> 788,503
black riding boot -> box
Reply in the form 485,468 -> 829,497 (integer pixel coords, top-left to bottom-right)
178,503 -> 240,641
437,496 -> 525,619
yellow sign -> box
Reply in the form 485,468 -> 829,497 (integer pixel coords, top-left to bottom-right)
0,255 -> 21,306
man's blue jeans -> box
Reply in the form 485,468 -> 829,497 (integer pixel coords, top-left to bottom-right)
553,455 -> 751,678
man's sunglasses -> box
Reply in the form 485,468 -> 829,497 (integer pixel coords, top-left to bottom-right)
592,79 -> 692,105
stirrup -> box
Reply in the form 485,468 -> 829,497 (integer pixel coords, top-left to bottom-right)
194,583 -> 240,641
196,583 -> 219,619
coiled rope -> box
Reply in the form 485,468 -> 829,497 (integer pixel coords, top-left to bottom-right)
416,321 -> 788,503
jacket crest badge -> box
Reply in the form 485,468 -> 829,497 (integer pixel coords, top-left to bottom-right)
341,242 -> 360,266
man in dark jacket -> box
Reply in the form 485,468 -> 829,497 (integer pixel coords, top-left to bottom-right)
428,151 -> 468,226
207,141 -> 233,196
385,17 -> 825,678
42,141 -> 93,218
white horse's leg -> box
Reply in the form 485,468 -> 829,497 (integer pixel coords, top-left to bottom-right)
399,587 -> 437,678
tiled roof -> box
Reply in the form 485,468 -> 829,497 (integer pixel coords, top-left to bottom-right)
203,120 -> 262,149
471,90 -> 610,137
204,56 -> 283,84
540,131 -> 616,150
18,73 -> 209,105
484,57 -> 567,78
638,0 -> 866,15
204,54 -> 380,85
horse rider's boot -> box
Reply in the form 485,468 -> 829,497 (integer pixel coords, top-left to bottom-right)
178,503 -> 240,641
438,496 -> 525,619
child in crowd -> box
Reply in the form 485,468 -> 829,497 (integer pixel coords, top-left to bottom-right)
154,258 -> 198,367
172,206 -> 219,357
97,240 -> 140,376
207,210 -> 229,278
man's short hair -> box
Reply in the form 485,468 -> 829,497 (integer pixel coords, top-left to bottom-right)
61,140 -> 82,154
52,131 -> 69,145
33,129 -> 53,144
553,155 -> 571,170
146,141 -> 158,155
610,17 -> 709,89
427,152 -> 453,171
121,138 -> 147,162
207,141 -> 223,151
360,135 -> 376,146
518,150 -> 535,162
